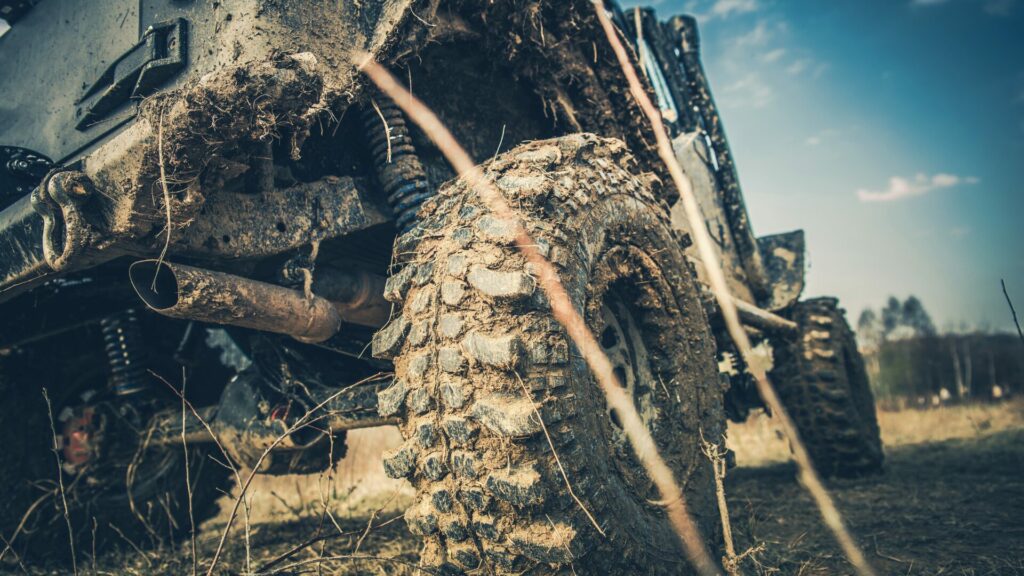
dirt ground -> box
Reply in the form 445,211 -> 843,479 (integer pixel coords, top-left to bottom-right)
726,401 -> 1024,575
9,400 -> 1024,575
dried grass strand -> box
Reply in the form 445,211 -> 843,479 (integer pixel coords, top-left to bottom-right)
42,388 -> 79,575
591,5 -> 877,575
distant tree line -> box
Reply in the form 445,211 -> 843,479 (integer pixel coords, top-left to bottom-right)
856,296 -> 1023,406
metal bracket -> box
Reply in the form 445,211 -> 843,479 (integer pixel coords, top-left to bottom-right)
75,18 -> 188,131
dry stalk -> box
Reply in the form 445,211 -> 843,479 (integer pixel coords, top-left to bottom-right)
151,372 -> 246,573
107,522 -> 152,568
700,437 -> 737,576
513,371 -> 605,536
370,98 -> 393,164
591,6 -> 877,575
1002,279 -> 1024,348
0,490 -> 52,563
356,53 -> 720,576
153,104 -> 174,290
256,553 -> 436,576
0,533 -> 28,575
42,388 -> 79,575
253,515 -> 403,574
205,374 -> 388,575
180,373 -> 197,576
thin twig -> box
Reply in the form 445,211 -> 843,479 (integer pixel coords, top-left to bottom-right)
356,53 -> 720,576
253,516 -> 403,573
591,6 -> 877,576
701,436 -> 737,576
370,98 -> 393,164
42,388 -> 79,575
0,491 -> 52,563
107,523 -> 152,567
90,518 -> 98,576
180,371 -> 197,576
205,374 -> 387,575
0,533 -> 28,575
1002,279 -> 1024,348
153,104 -> 174,290
487,123 -> 507,171
514,371 -> 605,536
256,553 -> 437,576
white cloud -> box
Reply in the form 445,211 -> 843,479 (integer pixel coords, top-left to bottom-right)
804,128 -> 839,146
761,48 -> 787,62
0,19 -> 9,38
721,73 -> 774,109
786,59 -> 810,76
856,172 -> 979,202
735,20 -> 772,46
683,0 -> 760,23
710,0 -> 760,19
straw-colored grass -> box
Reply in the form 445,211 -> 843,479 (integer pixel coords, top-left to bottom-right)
727,398 -> 1024,468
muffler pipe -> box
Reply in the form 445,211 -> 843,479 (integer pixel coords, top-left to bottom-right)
129,260 -> 343,343
311,267 -> 390,328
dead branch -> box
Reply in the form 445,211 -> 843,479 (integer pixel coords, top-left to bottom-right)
42,388 -> 79,575
591,6 -> 877,576
255,553 -> 436,576
204,373 -> 389,576
253,515 -> 403,574
514,371 -> 605,536
700,436 -> 737,575
180,371 -> 198,576
1002,279 -> 1024,348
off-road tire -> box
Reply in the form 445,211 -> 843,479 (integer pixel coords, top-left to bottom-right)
0,347 -> 230,564
771,297 -> 884,477
373,134 -> 725,574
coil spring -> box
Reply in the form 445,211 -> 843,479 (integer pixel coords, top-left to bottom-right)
100,309 -> 149,396
360,97 -> 432,232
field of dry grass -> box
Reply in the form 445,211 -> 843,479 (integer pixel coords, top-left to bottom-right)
724,398 -> 1024,575
12,399 -> 1024,575
726,397 -> 1024,468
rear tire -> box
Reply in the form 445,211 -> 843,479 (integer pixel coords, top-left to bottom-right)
373,134 -> 725,574
771,297 -> 884,477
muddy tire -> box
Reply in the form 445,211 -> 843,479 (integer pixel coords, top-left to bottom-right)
771,298 -> 884,477
373,134 -> 725,574
0,346 -> 230,564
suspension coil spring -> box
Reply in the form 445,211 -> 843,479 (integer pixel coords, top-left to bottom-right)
100,309 -> 149,396
360,96 -> 432,232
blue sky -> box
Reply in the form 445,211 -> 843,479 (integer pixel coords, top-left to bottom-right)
625,0 -> 1024,331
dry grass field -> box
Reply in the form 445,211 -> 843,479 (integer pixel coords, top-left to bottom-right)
11,399 -> 1024,575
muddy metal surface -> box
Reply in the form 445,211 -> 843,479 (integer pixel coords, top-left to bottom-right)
9,407 -> 1022,575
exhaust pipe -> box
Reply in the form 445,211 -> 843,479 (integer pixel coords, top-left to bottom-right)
130,260 -> 343,343
311,267 -> 390,328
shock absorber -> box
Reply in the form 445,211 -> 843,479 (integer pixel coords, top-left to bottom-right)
100,309 -> 150,396
360,95 -> 432,232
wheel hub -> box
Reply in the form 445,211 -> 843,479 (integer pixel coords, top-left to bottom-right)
60,405 -> 98,471
598,291 -> 659,448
